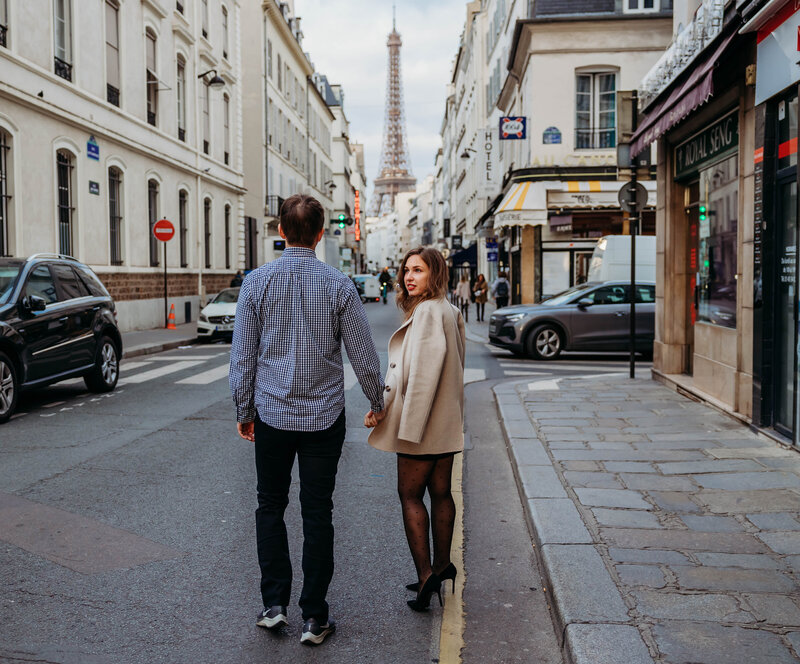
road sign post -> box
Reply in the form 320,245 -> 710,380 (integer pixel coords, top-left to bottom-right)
153,219 -> 175,328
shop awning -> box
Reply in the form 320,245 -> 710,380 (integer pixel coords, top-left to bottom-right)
548,181 -> 656,209
494,181 -> 549,228
630,30 -> 737,157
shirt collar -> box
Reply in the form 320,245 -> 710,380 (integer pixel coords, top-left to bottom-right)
283,246 -> 317,258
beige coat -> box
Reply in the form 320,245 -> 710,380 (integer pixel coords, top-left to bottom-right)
368,297 -> 466,455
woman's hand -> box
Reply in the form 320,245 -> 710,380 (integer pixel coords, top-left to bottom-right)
364,409 -> 386,428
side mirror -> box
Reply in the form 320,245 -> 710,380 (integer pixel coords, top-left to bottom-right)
577,298 -> 593,309
23,295 -> 47,312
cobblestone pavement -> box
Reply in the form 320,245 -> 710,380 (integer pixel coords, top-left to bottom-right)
495,374 -> 800,664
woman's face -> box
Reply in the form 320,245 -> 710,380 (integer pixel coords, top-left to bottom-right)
404,255 -> 430,296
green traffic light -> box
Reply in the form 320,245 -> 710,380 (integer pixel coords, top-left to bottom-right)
338,213 -> 346,221
338,221 -> 346,229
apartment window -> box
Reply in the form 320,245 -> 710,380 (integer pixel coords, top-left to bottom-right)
56,150 -> 74,256
222,6 -> 229,59
575,71 -> 616,149
267,40 -> 272,78
105,1 -> 120,106
146,30 -> 158,126
177,56 -> 187,141
224,204 -> 231,269
624,0 -> 658,12
0,0 -> 8,48
277,53 -> 282,91
0,129 -> 10,256
201,0 -> 208,39
179,189 -> 188,267
108,167 -> 123,265
148,179 -> 159,266
203,198 -> 211,268
53,0 -> 73,81
202,80 -> 210,154
223,93 -> 230,165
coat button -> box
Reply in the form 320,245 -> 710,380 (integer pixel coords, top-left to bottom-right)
385,386 -> 391,392
390,363 -> 396,368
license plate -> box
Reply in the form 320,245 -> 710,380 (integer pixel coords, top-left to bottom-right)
215,324 -> 234,332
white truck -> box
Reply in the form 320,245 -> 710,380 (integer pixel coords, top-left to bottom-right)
588,235 -> 656,283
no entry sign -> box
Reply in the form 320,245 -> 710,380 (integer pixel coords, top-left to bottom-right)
153,218 -> 175,242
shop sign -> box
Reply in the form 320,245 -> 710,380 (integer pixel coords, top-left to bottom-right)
485,237 -> 498,249
675,111 -> 738,180
500,117 -> 526,140
543,127 -> 562,144
480,127 -> 498,197
755,3 -> 800,105
452,234 -> 463,250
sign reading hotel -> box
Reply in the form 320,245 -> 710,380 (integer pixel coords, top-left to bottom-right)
480,127 -> 498,197
499,117 -> 526,140
674,111 -> 738,180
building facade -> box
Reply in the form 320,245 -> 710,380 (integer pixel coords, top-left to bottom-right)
0,0 -> 245,331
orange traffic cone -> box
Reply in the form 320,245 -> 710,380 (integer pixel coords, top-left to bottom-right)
167,303 -> 177,330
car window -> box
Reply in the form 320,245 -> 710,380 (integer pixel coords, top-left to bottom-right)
586,284 -> 629,305
52,264 -> 91,300
75,266 -> 110,298
24,266 -> 58,304
0,265 -> 22,305
635,285 -> 655,303
543,282 -> 594,306
212,288 -> 240,304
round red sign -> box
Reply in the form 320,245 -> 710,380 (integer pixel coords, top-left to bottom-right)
153,218 -> 175,242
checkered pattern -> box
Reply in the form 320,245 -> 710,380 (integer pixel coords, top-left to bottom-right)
230,247 -> 384,431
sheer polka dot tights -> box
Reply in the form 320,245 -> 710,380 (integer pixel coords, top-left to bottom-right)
397,455 -> 456,584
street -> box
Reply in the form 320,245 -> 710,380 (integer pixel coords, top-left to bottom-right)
0,298 -> 650,664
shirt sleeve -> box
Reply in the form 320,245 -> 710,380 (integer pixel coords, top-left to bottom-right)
229,276 -> 261,423
339,281 -> 385,413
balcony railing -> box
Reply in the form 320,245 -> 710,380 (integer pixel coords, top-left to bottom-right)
575,128 -> 616,150
107,84 -> 120,107
224,151 -> 229,165
178,127 -> 186,142
54,57 -> 72,82
265,195 -> 285,218
0,24 -> 7,48
147,111 -> 156,126
203,140 -> 209,154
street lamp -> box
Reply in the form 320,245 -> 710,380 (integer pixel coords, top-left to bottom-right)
460,147 -> 476,160
197,68 -> 225,90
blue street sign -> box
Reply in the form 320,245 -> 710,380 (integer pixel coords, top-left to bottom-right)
87,136 -> 100,161
543,126 -> 562,144
487,251 -> 498,262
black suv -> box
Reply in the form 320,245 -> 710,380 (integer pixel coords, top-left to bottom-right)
0,254 -> 122,423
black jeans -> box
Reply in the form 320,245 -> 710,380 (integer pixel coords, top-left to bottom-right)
475,302 -> 485,321
254,409 -> 346,622
495,296 -> 509,310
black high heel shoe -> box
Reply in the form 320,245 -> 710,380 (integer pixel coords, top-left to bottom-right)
406,563 -> 457,593
407,572 -> 442,612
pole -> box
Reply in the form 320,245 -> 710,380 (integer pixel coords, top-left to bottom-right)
164,241 -> 168,328
629,90 -> 639,379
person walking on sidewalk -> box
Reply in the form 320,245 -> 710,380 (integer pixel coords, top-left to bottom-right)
473,274 -> 488,322
366,247 -> 466,613
230,193 -> 386,646
455,274 -> 471,322
491,271 -> 510,310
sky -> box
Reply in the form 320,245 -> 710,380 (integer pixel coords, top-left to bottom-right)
297,0 -> 468,205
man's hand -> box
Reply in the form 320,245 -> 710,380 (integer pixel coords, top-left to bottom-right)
237,421 -> 255,442
363,409 -> 386,428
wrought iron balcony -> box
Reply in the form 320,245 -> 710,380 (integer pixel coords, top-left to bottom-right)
575,128 -> 617,150
107,84 -> 120,107
54,57 -> 72,82
147,111 -> 156,126
203,140 -> 209,154
224,151 -> 229,165
0,24 -> 7,48
265,195 -> 285,218
178,127 -> 186,142
638,0 -> 724,108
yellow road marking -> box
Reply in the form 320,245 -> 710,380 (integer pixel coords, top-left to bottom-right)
439,452 -> 465,663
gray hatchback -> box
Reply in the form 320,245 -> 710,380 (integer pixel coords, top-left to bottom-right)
488,281 -> 655,360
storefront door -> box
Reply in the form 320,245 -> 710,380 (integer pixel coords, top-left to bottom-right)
685,180 -> 700,374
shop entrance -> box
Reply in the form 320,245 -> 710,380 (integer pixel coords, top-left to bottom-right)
684,181 -> 700,375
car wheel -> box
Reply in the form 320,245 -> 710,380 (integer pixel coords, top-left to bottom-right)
527,324 -> 563,360
0,351 -> 19,424
84,336 -> 119,393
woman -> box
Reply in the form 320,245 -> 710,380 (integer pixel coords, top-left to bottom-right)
366,247 -> 466,612
473,274 -> 488,322
455,274 -> 471,323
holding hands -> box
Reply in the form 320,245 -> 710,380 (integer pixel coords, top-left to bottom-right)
364,409 -> 387,428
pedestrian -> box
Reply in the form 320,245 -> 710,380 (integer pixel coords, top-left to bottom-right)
491,271 -> 510,310
455,274 -> 471,322
473,274 -> 488,322
230,270 -> 243,287
378,267 -> 393,304
229,193 -> 386,646
365,247 -> 466,612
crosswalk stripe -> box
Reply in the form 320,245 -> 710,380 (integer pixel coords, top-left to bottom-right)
120,361 -> 152,371
121,360 -> 205,384
146,354 -> 225,361
175,363 -> 230,385
502,370 -> 548,376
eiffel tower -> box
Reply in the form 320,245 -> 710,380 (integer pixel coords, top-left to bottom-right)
369,8 -> 416,217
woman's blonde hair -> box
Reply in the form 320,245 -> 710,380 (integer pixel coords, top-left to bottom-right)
396,247 -> 449,316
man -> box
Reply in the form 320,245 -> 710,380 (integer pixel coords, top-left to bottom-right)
378,267 -> 392,304
491,271 -> 510,310
230,194 -> 385,646
230,270 -> 244,287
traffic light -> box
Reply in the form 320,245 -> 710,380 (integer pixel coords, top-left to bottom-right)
699,205 -> 707,221
338,213 -> 346,229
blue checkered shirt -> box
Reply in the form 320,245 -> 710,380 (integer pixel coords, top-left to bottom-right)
229,247 -> 385,431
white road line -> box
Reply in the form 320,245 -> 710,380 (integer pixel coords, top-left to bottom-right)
120,361 -> 152,372
528,379 -> 561,391
502,370 -> 548,376
175,363 -> 230,385
145,354 -> 224,361
120,360 -> 205,384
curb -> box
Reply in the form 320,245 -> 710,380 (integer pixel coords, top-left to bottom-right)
122,336 -> 198,360
492,378 -> 655,664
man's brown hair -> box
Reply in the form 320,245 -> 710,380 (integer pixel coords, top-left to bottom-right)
396,247 -> 449,317
279,194 -> 325,247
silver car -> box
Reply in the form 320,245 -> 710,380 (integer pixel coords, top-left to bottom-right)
488,281 -> 656,360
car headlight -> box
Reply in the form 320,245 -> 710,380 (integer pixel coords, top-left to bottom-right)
504,313 -> 526,323
199,313 -> 209,323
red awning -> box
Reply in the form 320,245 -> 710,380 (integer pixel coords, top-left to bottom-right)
631,30 -> 737,157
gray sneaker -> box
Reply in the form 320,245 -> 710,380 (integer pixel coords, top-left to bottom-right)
256,606 -> 288,630
300,617 -> 336,645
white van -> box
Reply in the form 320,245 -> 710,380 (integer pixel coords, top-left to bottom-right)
352,274 -> 381,302
588,235 -> 656,283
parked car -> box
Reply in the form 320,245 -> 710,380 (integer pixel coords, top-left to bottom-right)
352,274 -> 381,303
197,287 -> 239,341
488,280 -> 656,360
0,254 -> 123,423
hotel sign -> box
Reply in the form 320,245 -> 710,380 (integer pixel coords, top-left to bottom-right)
674,110 -> 738,180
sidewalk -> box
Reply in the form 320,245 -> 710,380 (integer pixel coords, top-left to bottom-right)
494,373 -> 800,664
121,322 -> 198,359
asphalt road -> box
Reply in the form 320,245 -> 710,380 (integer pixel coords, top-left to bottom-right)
0,295 -> 647,663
